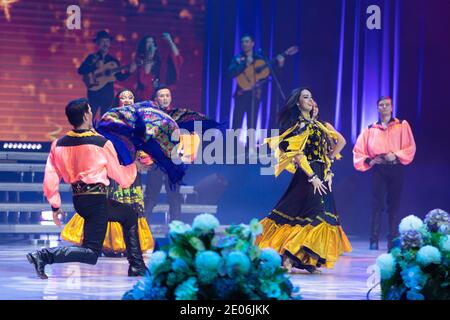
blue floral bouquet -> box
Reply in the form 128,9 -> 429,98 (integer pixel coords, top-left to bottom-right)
376,209 -> 450,300
123,214 -> 299,300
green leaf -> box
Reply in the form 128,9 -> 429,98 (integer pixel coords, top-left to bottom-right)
189,237 -> 206,251
169,246 -> 186,259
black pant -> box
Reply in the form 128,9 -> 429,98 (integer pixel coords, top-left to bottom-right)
44,195 -> 139,265
144,167 -> 181,221
371,164 -> 404,242
87,83 -> 114,122
232,89 -> 261,130
73,194 -> 108,257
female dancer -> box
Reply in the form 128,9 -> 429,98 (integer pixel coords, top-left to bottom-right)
256,88 -> 352,273
61,89 -> 155,256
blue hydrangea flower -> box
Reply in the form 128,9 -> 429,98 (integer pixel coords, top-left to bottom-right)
172,258 -> 190,274
438,223 -> 450,235
416,245 -> 442,266
148,251 -> 167,273
424,208 -> 450,232
195,251 -> 222,272
439,235 -> 450,252
261,281 -> 282,299
399,215 -> 424,234
123,276 -> 168,300
376,253 -> 396,280
225,251 -> 251,276
406,290 -> 425,300
260,248 -> 282,268
174,277 -> 198,300
169,220 -> 191,235
238,224 -> 251,238
400,265 -> 427,290
249,219 -> 263,236
192,214 -> 220,232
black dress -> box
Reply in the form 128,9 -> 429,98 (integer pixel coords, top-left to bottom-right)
257,117 -> 352,271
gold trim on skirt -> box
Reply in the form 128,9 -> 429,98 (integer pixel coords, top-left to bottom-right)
61,213 -> 154,253
256,218 -> 352,269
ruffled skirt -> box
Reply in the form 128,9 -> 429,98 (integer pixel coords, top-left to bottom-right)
61,214 -> 154,253
256,162 -> 352,270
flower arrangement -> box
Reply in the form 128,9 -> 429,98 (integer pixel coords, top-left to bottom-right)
123,214 -> 300,300
376,209 -> 450,300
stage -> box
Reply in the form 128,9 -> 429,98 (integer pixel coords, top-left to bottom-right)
0,238 -> 382,300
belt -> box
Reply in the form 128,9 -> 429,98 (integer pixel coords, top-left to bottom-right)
71,182 -> 107,195
379,160 -> 400,166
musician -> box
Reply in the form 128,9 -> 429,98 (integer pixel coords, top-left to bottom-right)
135,33 -> 183,101
228,34 -> 285,131
78,30 -> 137,121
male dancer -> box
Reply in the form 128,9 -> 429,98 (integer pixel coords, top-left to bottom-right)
27,98 -> 146,279
353,96 -> 416,250
144,86 -> 182,222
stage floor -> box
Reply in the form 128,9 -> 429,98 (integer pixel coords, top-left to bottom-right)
0,238 -> 383,300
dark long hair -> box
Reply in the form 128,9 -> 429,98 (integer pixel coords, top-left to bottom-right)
278,87 -> 312,131
113,88 -> 136,108
136,36 -> 161,75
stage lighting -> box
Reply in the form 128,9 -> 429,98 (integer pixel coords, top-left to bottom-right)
41,210 -> 53,222
1,142 -> 45,151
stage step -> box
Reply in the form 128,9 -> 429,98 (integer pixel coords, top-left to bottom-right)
0,152 -> 48,161
0,224 -> 229,237
0,182 -> 195,195
0,163 -> 46,172
0,203 -> 217,215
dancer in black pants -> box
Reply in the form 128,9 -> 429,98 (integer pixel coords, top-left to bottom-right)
27,98 -> 145,279
353,96 -> 416,250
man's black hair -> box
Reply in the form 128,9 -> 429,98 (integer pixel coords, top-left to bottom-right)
65,98 -> 90,128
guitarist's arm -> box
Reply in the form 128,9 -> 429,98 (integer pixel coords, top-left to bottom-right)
228,54 -> 246,78
78,54 -> 98,75
113,57 -> 133,82
276,54 -> 285,68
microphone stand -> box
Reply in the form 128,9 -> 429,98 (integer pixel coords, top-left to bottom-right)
258,49 -> 286,128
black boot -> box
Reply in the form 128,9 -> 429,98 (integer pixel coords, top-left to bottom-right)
27,246 -> 99,279
369,240 -> 379,250
26,251 -> 48,279
123,224 -> 147,277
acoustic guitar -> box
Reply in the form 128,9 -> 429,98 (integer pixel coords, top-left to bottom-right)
236,46 -> 298,92
82,58 -> 151,92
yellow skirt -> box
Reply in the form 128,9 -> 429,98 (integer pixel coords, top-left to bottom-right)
256,218 -> 352,269
61,213 -> 154,253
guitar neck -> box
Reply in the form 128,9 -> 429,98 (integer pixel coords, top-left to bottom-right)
109,64 -> 131,73
268,51 -> 289,65
108,59 -> 149,74
254,52 -> 287,73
